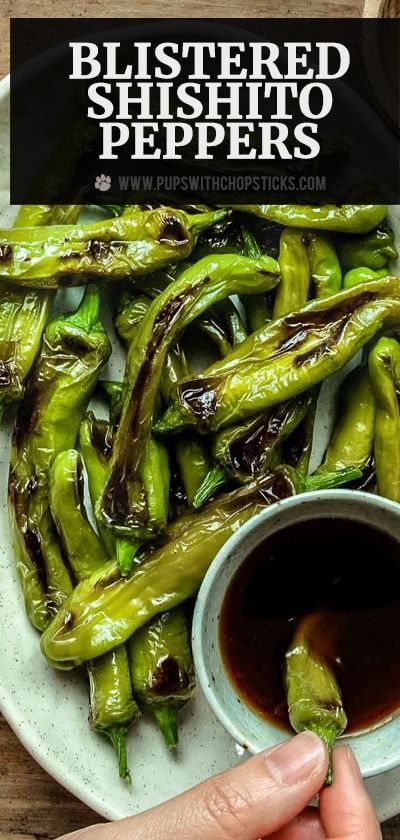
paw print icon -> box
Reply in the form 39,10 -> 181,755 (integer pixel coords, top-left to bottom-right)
95,174 -> 112,192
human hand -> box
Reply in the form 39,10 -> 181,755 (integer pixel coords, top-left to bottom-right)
59,732 -> 381,840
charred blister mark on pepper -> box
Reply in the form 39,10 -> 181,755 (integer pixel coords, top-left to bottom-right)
178,380 -> 219,424
0,359 -> 13,387
102,278 -> 211,527
89,416 -> 115,461
0,243 -> 12,262
152,656 -> 189,696
158,215 -> 188,245
272,292 -> 375,362
229,406 -> 288,477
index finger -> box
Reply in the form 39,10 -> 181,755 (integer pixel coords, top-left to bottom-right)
319,746 -> 382,840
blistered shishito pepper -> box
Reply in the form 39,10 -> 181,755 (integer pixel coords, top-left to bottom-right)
8,286 -> 111,631
99,253 -> 280,538
129,607 -> 195,748
228,204 -> 387,234
318,366 -> 375,480
0,205 -> 81,419
304,232 -> 342,298
49,447 -> 138,780
157,276 -> 400,435
41,464 -> 360,667
79,413 -> 115,557
369,337 -> 400,502
338,226 -> 397,271
50,450 -> 109,579
88,646 -> 140,782
0,208 -> 227,288
343,267 -> 389,289
273,228 -> 310,319
79,411 -> 191,754
286,613 -> 347,784
115,294 -> 189,404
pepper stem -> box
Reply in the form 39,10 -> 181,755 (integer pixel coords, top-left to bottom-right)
304,724 -> 336,786
192,464 -> 229,509
306,466 -> 362,492
116,539 -> 141,577
69,284 -> 101,332
153,707 -> 179,748
104,725 -> 131,783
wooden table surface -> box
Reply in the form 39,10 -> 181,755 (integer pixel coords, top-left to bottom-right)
0,1 -> 399,838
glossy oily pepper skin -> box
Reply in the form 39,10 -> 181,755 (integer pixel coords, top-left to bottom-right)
343,266 -> 389,289
0,208 -> 227,288
79,413 -> 115,557
338,226 -> 397,271
99,253 -> 280,538
40,464 -> 360,667
318,366 -> 375,476
8,286 -> 111,631
0,205 -> 81,419
211,393 -> 313,483
157,276 -> 400,435
273,228 -> 310,319
369,337 -> 400,502
88,645 -> 140,782
305,232 -> 342,298
228,204 -> 387,233
129,607 -> 195,748
286,613 -> 347,784
49,450 -> 109,581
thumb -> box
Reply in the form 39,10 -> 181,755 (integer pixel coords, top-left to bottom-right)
60,731 -> 328,840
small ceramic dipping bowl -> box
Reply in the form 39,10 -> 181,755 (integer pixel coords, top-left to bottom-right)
192,490 -> 400,778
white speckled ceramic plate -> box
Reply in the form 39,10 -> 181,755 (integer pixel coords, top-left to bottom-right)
1,72 -> 400,822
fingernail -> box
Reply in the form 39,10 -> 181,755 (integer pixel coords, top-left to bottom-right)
344,745 -> 363,780
264,732 -> 327,785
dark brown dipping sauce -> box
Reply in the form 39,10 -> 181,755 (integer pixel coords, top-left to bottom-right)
220,517 -> 400,734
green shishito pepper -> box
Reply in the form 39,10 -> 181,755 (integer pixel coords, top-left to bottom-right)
343,267 -> 389,289
79,412 -> 191,749
157,276 -> 400,435
99,253 -> 280,539
228,204 -> 387,233
0,205 -> 81,420
338,226 -> 397,271
49,450 -> 109,579
41,464 -> 359,667
304,232 -> 342,298
273,228 -> 310,319
317,366 -> 375,477
79,413 -> 115,557
49,448 -> 139,781
88,646 -> 139,781
369,337 -> 400,502
129,607 -> 195,748
8,286 -> 111,632
0,208 -> 226,288
286,614 -> 347,785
